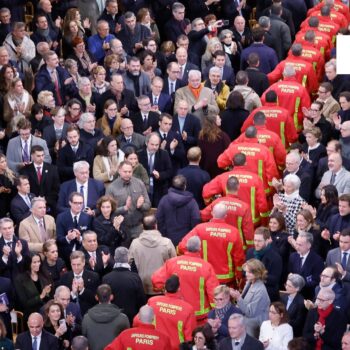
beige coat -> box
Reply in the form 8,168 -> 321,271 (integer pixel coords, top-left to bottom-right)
19,214 -> 56,253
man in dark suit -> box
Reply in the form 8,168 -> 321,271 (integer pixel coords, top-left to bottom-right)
15,313 -> 59,350
288,232 -> 324,300
117,118 -> 146,152
19,145 -> 60,216
102,247 -> 146,324
0,276 -> 15,339
60,251 -> 99,316
0,218 -> 30,280
10,175 -> 35,227
176,47 -> 199,85
57,125 -> 94,182
164,2 -> 189,44
80,231 -> 114,277
219,313 -> 264,350
245,52 -> 269,97
56,192 -> 93,264
171,100 -> 201,152
131,95 -> 160,136
162,62 -> 186,98
138,133 -> 173,207
34,50 -> 75,105
156,113 -> 186,173
57,161 -> 105,214
148,76 -> 172,114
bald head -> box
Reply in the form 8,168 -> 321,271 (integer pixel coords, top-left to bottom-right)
28,313 -> 44,337
212,203 -> 227,219
139,305 -> 154,324
328,152 -> 342,172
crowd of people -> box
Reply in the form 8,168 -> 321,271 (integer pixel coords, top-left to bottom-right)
0,0 -> 350,349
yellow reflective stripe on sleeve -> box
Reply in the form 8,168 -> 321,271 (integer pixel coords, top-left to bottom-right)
250,187 -> 256,222
301,74 -> 307,87
237,216 -> 244,247
198,277 -> 205,315
245,240 -> 254,246
178,321 -> 184,343
294,97 -> 301,131
202,240 -> 208,262
227,242 -> 233,277
280,122 -> 286,148
258,160 -> 263,181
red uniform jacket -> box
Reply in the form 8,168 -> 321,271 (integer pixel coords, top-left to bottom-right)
217,137 -> 279,194
152,252 -> 219,319
178,218 -> 245,283
202,166 -> 269,225
104,323 -> 171,350
268,56 -> 318,95
242,103 -> 298,148
148,293 -> 196,350
234,125 -> 287,169
288,44 -> 325,82
295,29 -> 332,59
306,8 -> 347,29
261,77 -> 311,132
307,0 -> 350,21
201,193 -> 254,249
301,17 -> 340,45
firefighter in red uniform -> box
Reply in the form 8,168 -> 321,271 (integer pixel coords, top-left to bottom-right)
268,44 -> 318,95
308,0 -> 350,21
179,203 -> 245,286
242,90 -> 298,149
148,275 -> 196,350
262,64 -> 311,132
296,17 -> 332,59
307,6 -> 347,28
152,236 -> 219,323
105,305 -> 171,350
203,153 -> 269,226
289,31 -> 325,82
218,126 -> 279,195
235,111 -> 286,170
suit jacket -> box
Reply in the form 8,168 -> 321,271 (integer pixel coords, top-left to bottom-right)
117,132 -> 146,152
281,293 -> 306,337
80,245 -> 114,277
42,123 -> 69,160
131,111 -> 160,135
174,86 -> 218,124
219,333 -> 264,350
316,167 -> 350,198
19,162 -> 60,215
6,135 -> 51,174
147,92 -> 172,114
18,215 -> 56,253
288,250 -> 324,300
138,148 -> 173,207
179,62 -> 199,85
245,67 -> 269,97
56,210 -> 92,262
0,277 -> 14,339
203,64 -> 235,88
162,78 -> 185,96
15,329 -> 59,350
0,236 -> 30,279
10,193 -> 35,226
326,247 -> 350,282
59,270 -> 99,315
57,178 -> 105,213
171,113 -> 201,151
57,141 -> 94,182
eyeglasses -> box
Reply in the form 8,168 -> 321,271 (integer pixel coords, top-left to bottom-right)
214,297 -> 224,302
316,297 -> 330,302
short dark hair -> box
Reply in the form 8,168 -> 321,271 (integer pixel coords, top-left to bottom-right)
172,174 -> 186,190
340,91 -> 350,102
226,176 -> 239,192
165,275 -> 180,293
247,52 -> 259,66
31,145 -> 44,154
96,284 -> 112,303
14,175 -> 29,187
340,227 -> 350,238
213,50 -> 226,58
233,153 -> 246,166
226,91 -> 244,109
71,336 -> 89,350
236,70 -> 248,85
339,194 -> 350,206
253,111 -> 266,125
252,27 -> 265,42
143,215 -> 157,230
265,90 -> 277,102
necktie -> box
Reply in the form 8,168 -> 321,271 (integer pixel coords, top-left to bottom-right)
143,114 -> 148,129
51,70 -> 63,106
179,66 -> 183,79
342,252 -> 348,269
72,146 -> 77,154
23,140 -> 30,162
25,195 -> 31,208
6,241 -> 12,248
80,185 -> 84,206
330,172 -> 336,185
73,215 -> 78,228
37,167 -> 42,183
126,137 -> 131,143
39,219 -> 48,242
163,133 -> 167,141
148,153 -> 154,173
170,82 -> 175,94
235,341 -> 240,345
91,251 -> 96,261
154,96 -> 158,105
32,336 -> 37,350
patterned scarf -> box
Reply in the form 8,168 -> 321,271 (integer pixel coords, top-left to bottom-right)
215,302 -> 231,321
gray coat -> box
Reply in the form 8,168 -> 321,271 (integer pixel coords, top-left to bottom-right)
122,71 -> 151,97
269,14 -> 292,61
236,280 -> 270,338
82,303 -> 130,350
315,167 -> 350,198
326,247 -> 350,282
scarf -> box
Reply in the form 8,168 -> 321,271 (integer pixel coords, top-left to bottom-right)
316,304 -> 333,350
188,84 -> 202,100
37,27 -> 51,42
253,244 -> 270,260
283,190 -> 300,202
215,302 -> 231,321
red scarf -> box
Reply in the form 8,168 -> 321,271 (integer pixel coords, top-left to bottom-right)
316,304 -> 333,350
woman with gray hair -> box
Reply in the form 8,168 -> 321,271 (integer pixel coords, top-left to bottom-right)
281,273 -> 307,337
65,58 -> 81,89
75,77 -> 100,113
272,173 -> 306,235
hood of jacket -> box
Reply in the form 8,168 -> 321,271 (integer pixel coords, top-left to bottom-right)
166,188 -> 194,208
87,303 -> 121,323
137,230 -> 168,248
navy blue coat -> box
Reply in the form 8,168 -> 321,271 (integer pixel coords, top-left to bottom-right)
57,178 -> 105,213
10,193 -> 35,226
147,92 -> 172,114
203,65 -> 236,88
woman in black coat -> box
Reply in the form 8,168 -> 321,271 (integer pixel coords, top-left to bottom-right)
14,253 -> 53,322
0,153 -> 16,218
220,91 -> 249,141
92,195 -> 124,255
